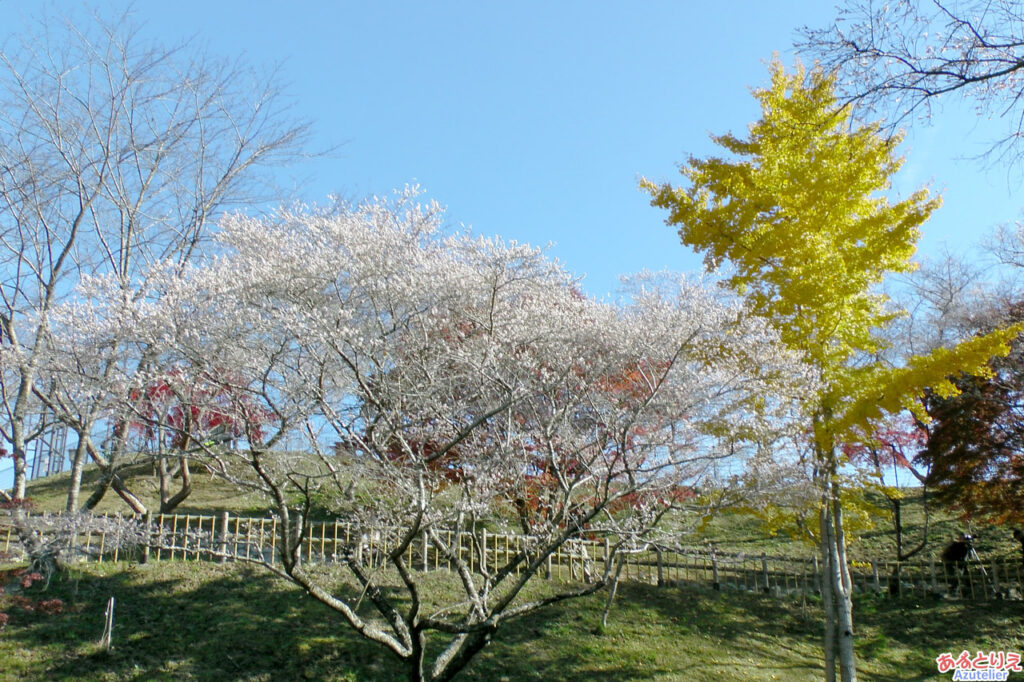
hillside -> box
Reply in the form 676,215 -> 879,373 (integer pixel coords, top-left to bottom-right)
1,560 -> 1021,681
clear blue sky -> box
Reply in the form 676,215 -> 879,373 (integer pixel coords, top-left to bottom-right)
2,1 -> 1019,299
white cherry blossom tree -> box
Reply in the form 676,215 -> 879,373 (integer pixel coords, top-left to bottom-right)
64,192 -> 811,681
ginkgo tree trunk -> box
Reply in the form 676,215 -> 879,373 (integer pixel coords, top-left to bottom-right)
643,62 -> 1021,682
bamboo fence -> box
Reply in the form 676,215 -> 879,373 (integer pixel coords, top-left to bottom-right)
2,511 -> 1021,602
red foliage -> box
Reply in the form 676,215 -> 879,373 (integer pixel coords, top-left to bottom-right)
0,498 -> 35,511
123,367 -> 272,449
36,599 -> 64,615
843,414 -> 928,476
0,568 -> 66,626
19,572 -> 42,589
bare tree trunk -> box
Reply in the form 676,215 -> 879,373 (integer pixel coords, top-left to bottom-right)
831,491 -> 857,682
601,553 -> 626,628
820,502 -> 837,682
8,374 -> 34,500
160,456 -> 193,513
10,440 -> 27,500
408,628 -> 426,682
157,451 -> 170,510
65,435 -> 89,511
893,498 -> 903,559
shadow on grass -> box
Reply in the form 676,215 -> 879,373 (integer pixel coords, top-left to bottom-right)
4,563 -> 825,681
6,561 -> 1022,681
619,581 -> 1024,681
2,561 -> 407,681
4,563 -> 696,681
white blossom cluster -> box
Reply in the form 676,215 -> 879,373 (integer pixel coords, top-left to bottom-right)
46,190 -> 814,543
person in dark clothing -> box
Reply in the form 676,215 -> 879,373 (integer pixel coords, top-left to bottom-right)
941,533 -> 974,593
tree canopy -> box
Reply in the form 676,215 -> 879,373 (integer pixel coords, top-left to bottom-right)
55,190 -> 809,681
643,61 -> 1020,682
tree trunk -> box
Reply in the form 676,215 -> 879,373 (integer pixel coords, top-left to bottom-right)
157,453 -> 170,509
893,498 -> 902,560
820,503 -> 837,682
8,363 -> 38,501
80,437 -> 147,514
160,456 -> 193,513
601,553 -> 626,628
831,491 -> 857,682
11,441 -> 27,500
65,435 -> 89,511
9,406 -> 29,500
408,628 -> 426,682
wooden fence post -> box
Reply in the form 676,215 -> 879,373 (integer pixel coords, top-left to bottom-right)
481,529 -> 487,573
218,511 -> 230,563
656,547 -> 664,587
141,512 -> 151,565
711,550 -> 720,590
760,552 -> 769,593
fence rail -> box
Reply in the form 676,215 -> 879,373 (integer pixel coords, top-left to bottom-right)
2,511 -> 1021,601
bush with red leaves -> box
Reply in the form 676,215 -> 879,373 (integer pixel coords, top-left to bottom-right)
36,599 -> 64,615
19,572 -> 43,589
0,497 -> 35,511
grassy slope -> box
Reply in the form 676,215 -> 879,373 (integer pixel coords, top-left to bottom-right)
8,468 -> 1024,680
2,560 -> 1022,681
695,490 -> 1024,563
21,461 -> 271,517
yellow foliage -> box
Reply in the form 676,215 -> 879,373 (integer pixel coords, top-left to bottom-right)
643,60 -> 1018,454
642,63 -> 939,380
644,61 -> 1021,550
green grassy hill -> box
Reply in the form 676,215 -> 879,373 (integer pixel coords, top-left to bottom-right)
2,560 -> 1021,681
6,465 -> 1024,680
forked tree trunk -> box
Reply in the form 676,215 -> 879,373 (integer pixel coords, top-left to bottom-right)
80,438 -> 147,514
159,456 -> 193,513
820,476 -> 857,682
831,492 -> 857,682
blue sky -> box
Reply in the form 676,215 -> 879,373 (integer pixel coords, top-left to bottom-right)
4,0 -> 1017,300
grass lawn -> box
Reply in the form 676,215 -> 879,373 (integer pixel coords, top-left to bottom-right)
2,559 -> 1022,681
10,464 -> 1024,680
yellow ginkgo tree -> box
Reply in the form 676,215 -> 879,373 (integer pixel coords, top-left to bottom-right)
642,62 -> 1021,682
